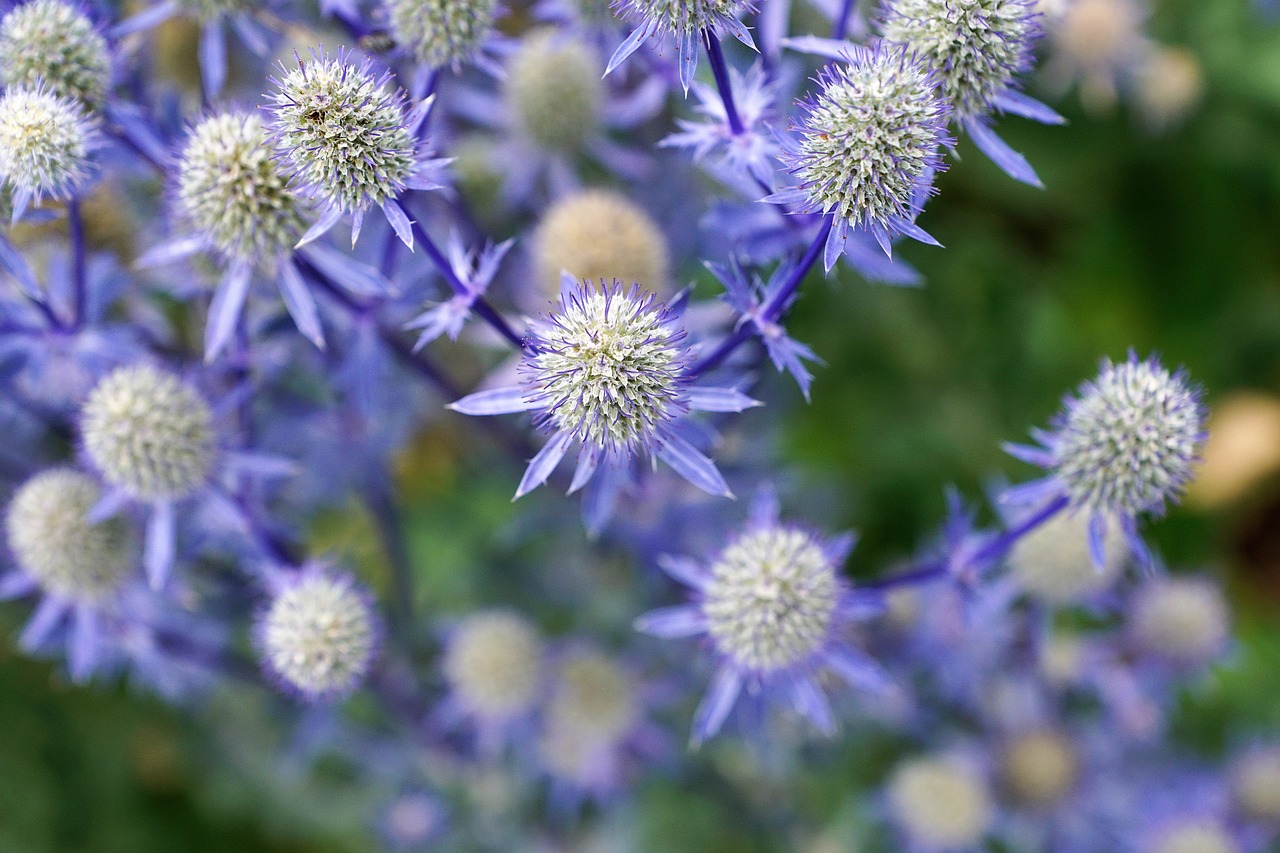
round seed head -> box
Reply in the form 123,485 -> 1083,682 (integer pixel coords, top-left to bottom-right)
0,0 -> 111,106
384,0 -> 499,69
1134,46 -> 1204,131
789,44 -> 949,232
177,112 -> 306,261
545,650 -> 637,744
1008,511 -> 1126,605
0,84 -> 94,207
443,610 -> 544,722
1151,820 -> 1239,853
532,190 -> 669,297
81,365 -> 215,501
1231,746 -> 1280,823
881,0 -> 1040,119
269,52 -> 417,213
1000,730 -> 1078,808
260,570 -> 377,698
6,468 -> 133,602
505,29 -> 603,154
1053,356 -> 1205,517
1130,577 -> 1229,666
1039,630 -> 1084,685
526,281 -> 686,454
888,756 -> 994,848
703,525 -> 838,672
614,0 -> 754,38
537,719 -> 615,787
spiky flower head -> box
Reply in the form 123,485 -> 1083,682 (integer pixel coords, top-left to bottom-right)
880,0 -> 1041,120
6,468 -> 133,603
545,649 -> 639,744
999,729 -> 1078,808
526,281 -> 688,456
704,525 -> 838,672
0,0 -> 111,106
384,0 -> 498,69
614,0 -> 753,40
177,112 -> 306,262
259,569 -> 377,699
532,190 -> 669,297
0,84 -> 95,212
887,755 -> 994,848
1230,745 -> 1280,824
1129,577 -> 1229,667
1008,511 -> 1127,604
1052,355 -> 1205,518
268,51 -> 418,213
443,610 -> 543,723
781,44 -> 950,241
506,29 -> 603,154
81,364 -> 216,502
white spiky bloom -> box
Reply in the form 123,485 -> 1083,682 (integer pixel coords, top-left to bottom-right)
384,0 -> 499,69
443,610 -> 543,722
545,650 -> 638,744
1008,511 -> 1127,604
261,570 -> 377,698
81,365 -> 216,502
6,468 -> 133,602
506,29 -> 602,153
1129,577 -> 1229,666
0,84 -> 95,211
0,0 -> 110,106
888,756 -> 994,848
1000,730 -> 1078,807
531,190 -> 669,296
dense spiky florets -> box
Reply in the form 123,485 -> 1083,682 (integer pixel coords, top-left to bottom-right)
1008,511 -> 1127,604
1130,577 -> 1229,666
614,0 -> 752,37
787,44 -> 949,233
1000,730 -> 1078,807
532,190 -> 669,296
0,85 -> 94,208
506,29 -> 602,153
81,365 -> 215,502
703,526 -> 838,672
260,570 -> 377,698
178,113 -> 306,261
526,282 -> 687,455
6,469 -> 133,602
545,649 -> 638,743
881,0 -> 1040,119
268,52 -> 417,213
384,0 -> 498,69
887,756 -> 994,847
443,610 -> 543,722
1053,356 -> 1204,518
0,0 -> 110,106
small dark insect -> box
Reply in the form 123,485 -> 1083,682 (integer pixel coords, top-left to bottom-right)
358,31 -> 397,53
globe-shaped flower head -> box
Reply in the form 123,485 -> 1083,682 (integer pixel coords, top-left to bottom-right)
383,0 -> 499,70
177,112 -> 306,263
635,491 -> 889,744
451,280 -> 758,507
0,84 -> 95,219
0,0 -> 111,106
887,755 -> 994,848
607,0 -> 757,91
259,568 -> 377,699
769,44 -> 952,268
505,30 -> 603,155
81,365 -> 216,502
268,50 -> 440,248
442,610 -> 544,735
6,468 -> 134,604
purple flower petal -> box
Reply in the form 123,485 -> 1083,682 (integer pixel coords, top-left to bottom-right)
448,386 -> 535,416
381,199 -> 415,250
198,20 -> 227,100
204,258 -> 253,362
656,554 -> 710,590
994,91 -> 1066,126
655,429 -> 733,498
789,675 -> 836,735
515,430 -> 574,498
296,206 -> 345,249
68,604 -> 99,683
567,446 -> 600,494
692,666 -> 743,746
685,386 -> 762,413
634,605 -> 708,638
145,501 -> 176,590
20,597 -> 68,651
965,118 -> 1043,188
278,258 -> 325,349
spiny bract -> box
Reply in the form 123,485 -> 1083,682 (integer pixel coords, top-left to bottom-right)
0,0 -> 111,106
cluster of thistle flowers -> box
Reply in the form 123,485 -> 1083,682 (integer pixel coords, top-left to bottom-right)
0,0 -> 1265,846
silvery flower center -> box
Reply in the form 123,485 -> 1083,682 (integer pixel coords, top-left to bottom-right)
264,575 -> 375,695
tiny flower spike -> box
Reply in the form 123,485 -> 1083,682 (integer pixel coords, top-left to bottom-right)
662,61 -> 781,186
0,0 -> 111,107
1003,353 -> 1206,570
880,0 -> 1065,186
383,0 -> 500,71
258,568 -> 378,700
449,280 -> 757,507
405,232 -> 514,348
607,0 -> 758,93
635,490 -> 889,744
767,44 -> 953,267
267,49 -> 445,250
0,83 -> 96,222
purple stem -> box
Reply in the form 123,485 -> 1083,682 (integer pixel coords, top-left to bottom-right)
832,0 -> 855,40
68,197 -> 87,328
703,29 -> 744,136
364,475 -> 415,632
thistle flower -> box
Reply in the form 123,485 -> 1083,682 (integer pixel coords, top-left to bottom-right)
886,754 -> 994,849
880,0 -> 1064,186
267,49 -> 443,249
767,44 -> 952,268
258,568 -> 378,699
606,0 -> 757,92
1004,353 -> 1206,569
383,0 -> 500,71
0,84 -> 96,221
531,190 -> 670,297
998,729 -> 1078,808
662,60 -> 781,185
441,610 -> 544,740
406,232 -> 514,348
635,490 -> 888,743
1006,510 -> 1127,605
450,280 -> 757,507
1129,577 -> 1230,668
506,29 -> 603,154
0,0 -> 111,106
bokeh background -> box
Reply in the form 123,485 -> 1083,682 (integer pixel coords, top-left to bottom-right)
4,0 -> 1280,849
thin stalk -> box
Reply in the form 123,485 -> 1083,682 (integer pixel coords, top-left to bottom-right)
68,198 -> 87,328
703,30 -> 744,135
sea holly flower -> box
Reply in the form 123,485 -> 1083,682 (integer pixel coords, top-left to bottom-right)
267,49 -> 447,251
0,83 -> 97,222
880,0 -> 1065,186
767,44 -> 953,268
382,0 -> 504,77
662,60 -> 781,186
606,0 -> 758,93
1003,353 -> 1207,570
449,279 -> 758,505
405,232 -> 514,348
885,753 -> 995,850
635,490 -> 890,744
1128,576 -> 1231,669
0,0 -> 112,107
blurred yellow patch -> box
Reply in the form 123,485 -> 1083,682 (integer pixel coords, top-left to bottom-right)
1186,392 -> 1280,509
